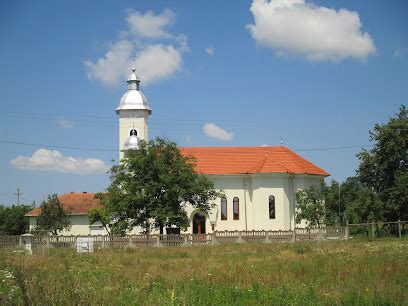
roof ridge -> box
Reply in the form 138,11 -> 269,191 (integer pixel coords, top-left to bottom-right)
246,154 -> 269,173
281,146 -> 304,173
265,153 -> 293,174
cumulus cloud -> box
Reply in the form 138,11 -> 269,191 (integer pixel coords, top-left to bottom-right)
247,0 -> 376,62
203,123 -> 233,141
55,118 -> 74,129
84,40 -> 133,87
134,44 -> 182,84
205,46 -> 214,56
11,149 -> 109,175
126,9 -> 175,39
84,9 -> 187,87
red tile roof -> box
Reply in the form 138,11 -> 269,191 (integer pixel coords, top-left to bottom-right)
25,193 -> 102,217
180,146 -> 329,176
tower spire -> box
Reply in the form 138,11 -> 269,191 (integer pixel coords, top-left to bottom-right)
127,67 -> 140,90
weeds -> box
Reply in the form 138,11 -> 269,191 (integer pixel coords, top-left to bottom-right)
0,240 -> 407,305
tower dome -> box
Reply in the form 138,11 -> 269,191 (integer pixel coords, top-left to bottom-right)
115,68 -> 152,114
123,128 -> 140,151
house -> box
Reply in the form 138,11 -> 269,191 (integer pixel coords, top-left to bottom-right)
26,67 -> 329,235
26,192 -> 105,235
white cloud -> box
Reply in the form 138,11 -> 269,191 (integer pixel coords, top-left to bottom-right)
84,9 -> 187,87
205,46 -> 214,56
84,40 -> 133,87
203,123 -> 233,141
126,9 -> 175,39
55,118 -> 74,129
134,44 -> 182,84
11,149 -> 109,175
247,0 -> 376,62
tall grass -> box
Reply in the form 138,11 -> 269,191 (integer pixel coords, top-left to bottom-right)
1,240 -> 407,305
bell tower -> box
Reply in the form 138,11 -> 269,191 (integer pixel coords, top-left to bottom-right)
116,67 -> 152,160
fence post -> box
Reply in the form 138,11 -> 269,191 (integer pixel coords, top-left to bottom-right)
19,236 -> 23,249
21,234 -> 34,255
46,236 -> 50,253
398,220 -> 402,238
292,229 -> 296,242
156,235 -> 162,248
237,231 -> 242,244
264,231 -> 270,244
346,222 -> 349,240
371,223 -> 375,238
129,236 -> 133,248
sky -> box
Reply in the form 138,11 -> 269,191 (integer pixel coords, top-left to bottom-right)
0,0 -> 407,206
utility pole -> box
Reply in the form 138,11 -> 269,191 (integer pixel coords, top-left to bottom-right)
15,188 -> 22,205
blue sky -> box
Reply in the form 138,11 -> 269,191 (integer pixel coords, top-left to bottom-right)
0,0 -> 407,206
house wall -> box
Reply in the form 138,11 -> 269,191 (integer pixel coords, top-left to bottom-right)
28,215 -> 102,236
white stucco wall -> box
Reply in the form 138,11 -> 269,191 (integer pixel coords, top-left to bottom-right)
119,110 -> 149,160
27,174 -> 325,236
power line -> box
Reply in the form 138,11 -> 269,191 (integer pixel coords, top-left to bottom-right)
294,144 -> 374,152
0,140 -> 117,152
0,139 -> 374,153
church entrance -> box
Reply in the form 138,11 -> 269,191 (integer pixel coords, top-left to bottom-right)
192,212 -> 206,234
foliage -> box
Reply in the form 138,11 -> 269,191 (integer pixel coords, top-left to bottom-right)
36,194 -> 71,235
0,205 -> 32,235
295,184 -> 326,227
358,105 -> 408,221
105,137 -> 221,234
1,240 -> 408,304
88,193 -> 128,236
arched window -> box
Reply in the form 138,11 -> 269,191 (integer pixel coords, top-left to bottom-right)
233,197 -> 239,220
221,197 -> 227,220
269,195 -> 275,219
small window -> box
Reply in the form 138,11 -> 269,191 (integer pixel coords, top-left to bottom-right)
269,195 -> 275,219
233,197 -> 239,220
221,197 -> 227,220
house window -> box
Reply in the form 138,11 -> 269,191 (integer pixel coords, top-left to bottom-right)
269,195 -> 275,219
221,197 -> 227,220
233,197 -> 239,220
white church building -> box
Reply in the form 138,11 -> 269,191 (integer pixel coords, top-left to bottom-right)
26,68 -> 329,235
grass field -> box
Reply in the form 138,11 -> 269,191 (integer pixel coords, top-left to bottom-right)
1,239 -> 407,305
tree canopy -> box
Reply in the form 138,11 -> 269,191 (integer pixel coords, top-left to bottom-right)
0,204 -> 32,235
297,105 -> 407,226
36,194 -> 71,235
92,138 -> 221,234
358,105 -> 407,221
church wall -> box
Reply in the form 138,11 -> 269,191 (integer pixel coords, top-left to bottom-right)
250,175 -> 291,231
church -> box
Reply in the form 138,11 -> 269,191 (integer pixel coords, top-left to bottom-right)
26,68 -> 329,235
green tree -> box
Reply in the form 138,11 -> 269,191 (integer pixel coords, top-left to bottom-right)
88,193 -> 129,236
0,204 -> 31,235
357,105 -> 407,221
36,194 -> 71,235
341,177 -> 383,224
104,137 -> 221,234
296,184 -> 326,227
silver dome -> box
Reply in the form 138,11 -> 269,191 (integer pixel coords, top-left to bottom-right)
123,133 -> 140,151
116,68 -> 152,114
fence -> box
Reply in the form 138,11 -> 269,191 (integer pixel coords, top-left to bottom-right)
0,227 -> 348,254
347,220 -> 408,240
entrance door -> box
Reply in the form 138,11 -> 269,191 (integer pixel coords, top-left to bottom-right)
192,213 -> 206,234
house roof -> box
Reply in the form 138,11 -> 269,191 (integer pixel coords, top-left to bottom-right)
25,192 -> 102,217
180,146 -> 329,176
